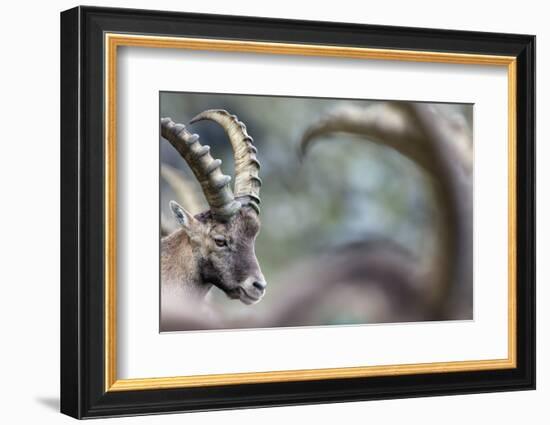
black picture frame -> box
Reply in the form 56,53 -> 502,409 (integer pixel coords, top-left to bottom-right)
61,5 -> 535,419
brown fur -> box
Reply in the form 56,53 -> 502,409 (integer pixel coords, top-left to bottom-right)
160,204 -> 265,330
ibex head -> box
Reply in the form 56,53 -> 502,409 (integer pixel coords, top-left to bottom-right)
161,110 -> 266,304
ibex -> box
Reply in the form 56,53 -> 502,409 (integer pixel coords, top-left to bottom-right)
160,110 -> 266,330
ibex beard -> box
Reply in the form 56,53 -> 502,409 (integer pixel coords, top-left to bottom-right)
159,110 -> 265,330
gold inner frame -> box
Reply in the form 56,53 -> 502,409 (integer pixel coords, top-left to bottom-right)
104,33 -> 517,392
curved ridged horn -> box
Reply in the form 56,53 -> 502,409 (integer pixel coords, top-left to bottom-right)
190,110 -> 262,214
161,117 -> 241,221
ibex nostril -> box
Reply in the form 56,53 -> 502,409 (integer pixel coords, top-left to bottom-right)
252,281 -> 266,291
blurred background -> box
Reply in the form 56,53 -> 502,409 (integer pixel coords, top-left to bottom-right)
160,92 -> 473,331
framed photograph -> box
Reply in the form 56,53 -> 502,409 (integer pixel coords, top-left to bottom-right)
60,6 -> 535,419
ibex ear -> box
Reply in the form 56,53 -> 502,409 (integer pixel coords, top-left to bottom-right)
169,201 -> 197,231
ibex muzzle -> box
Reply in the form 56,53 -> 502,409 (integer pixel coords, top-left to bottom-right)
160,110 -> 266,314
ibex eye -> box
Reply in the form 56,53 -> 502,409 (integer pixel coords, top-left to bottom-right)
213,236 -> 227,247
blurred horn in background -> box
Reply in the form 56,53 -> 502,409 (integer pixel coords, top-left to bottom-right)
160,163 -> 206,236
299,102 -> 473,320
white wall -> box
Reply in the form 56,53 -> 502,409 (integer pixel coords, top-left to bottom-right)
0,1 -> 545,423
